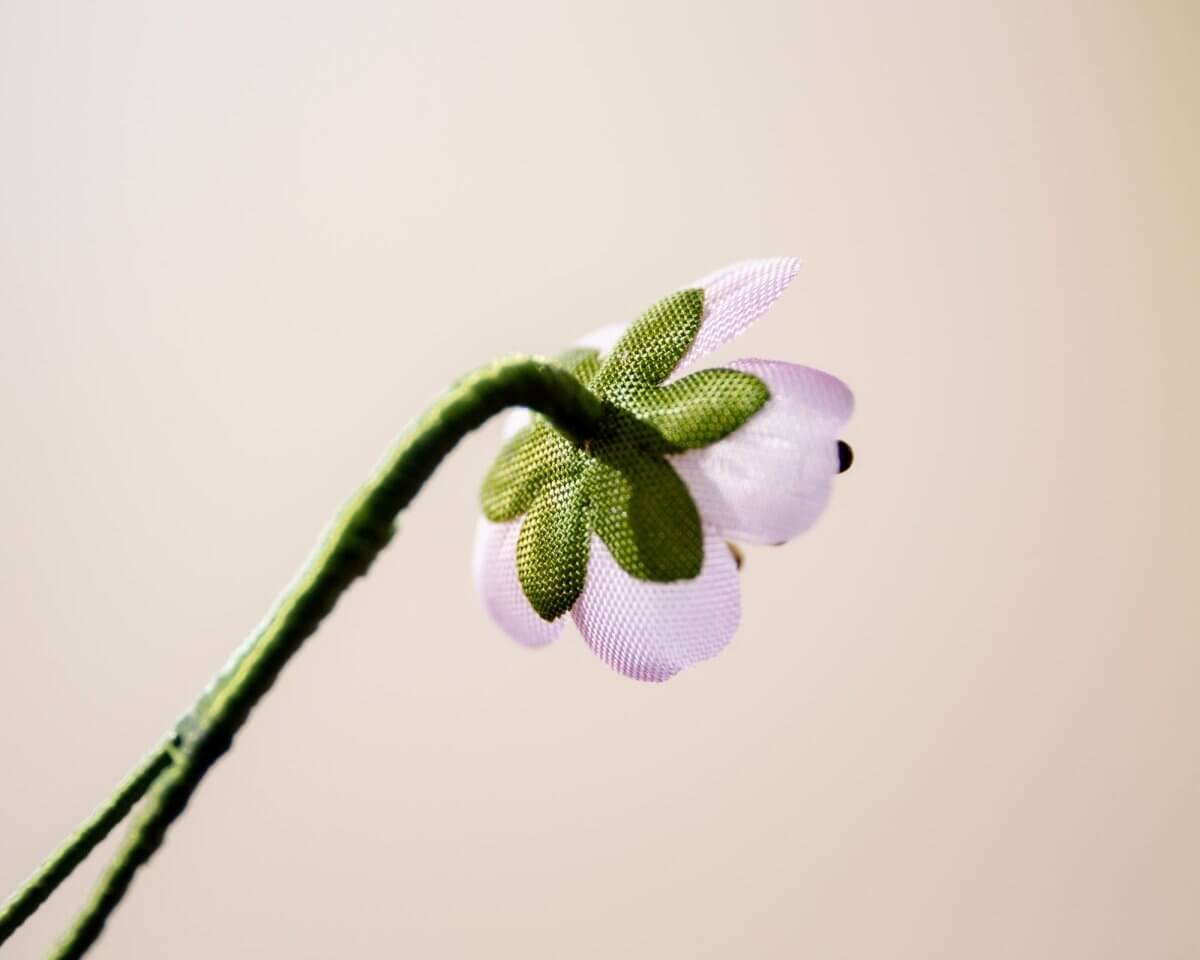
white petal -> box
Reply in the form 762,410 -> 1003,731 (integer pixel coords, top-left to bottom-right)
674,257 -> 801,374
571,532 -> 740,682
501,408 -> 532,440
472,517 -> 566,647
575,322 -> 627,358
671,359 -> 853,544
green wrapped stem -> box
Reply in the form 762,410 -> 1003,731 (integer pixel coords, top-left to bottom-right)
0,739 -> 177,945
3,356 -> 602,959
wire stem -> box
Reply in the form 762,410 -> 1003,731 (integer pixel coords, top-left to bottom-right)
0,739 -> 178,945
3,356 -> 602,959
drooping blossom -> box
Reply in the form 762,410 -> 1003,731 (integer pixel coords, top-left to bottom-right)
474,258 -> 853,681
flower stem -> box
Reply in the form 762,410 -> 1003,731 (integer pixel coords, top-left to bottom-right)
0,739 -> 178,945
4,356 -> 602,959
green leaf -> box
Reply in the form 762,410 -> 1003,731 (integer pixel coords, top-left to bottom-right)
623,368 -> 770,451
583,442 -> 702,582
554,347 -> 602,387
480,423 -> 577,522
516,468 -> 590,621
591,289 -> 705,398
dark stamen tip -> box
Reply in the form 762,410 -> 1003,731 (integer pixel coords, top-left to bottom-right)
726,542 -> 744,570
837,440 -> 854,474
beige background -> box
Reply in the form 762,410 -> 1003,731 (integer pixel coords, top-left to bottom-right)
1,2 -> 1197,957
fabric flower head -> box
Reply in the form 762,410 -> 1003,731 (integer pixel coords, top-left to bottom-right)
474,258 -> 853,681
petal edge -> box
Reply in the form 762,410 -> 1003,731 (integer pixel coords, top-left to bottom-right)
571,532 -> 740,682
473,518 -> 567,647
670,359 -> 853,544
674,258 -> 801,374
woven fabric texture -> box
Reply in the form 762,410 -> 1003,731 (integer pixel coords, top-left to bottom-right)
573,530 -> 740,682
481,289 -> 770,622
670,359 -> 854,544
475,258 -> 853,681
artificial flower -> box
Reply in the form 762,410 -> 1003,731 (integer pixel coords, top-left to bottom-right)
473,258 -> 853,681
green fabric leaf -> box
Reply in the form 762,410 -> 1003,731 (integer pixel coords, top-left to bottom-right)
481,349 -> 599,523
623,368 -> 770,451
516,467 -> 590,621
592,289 -> 705,398
480,423 -> 577,523
554,347 -> 602,387
479,292 -> 736,611
584,440 -> 702,582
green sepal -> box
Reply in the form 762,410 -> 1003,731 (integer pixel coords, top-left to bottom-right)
480,423 -> 576,523
554,347 -> 602,387
592,289 -> 705,398
623,368 -> 770,451
516,468 -> 590,621
583,442 -> 702,582
480,349 -> 600,523
479,289 -> 727,611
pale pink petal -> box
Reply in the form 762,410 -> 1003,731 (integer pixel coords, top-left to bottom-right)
472,517 -> 566,647
671,359 -> 853,545
571,532 -> 740,682
575,322 -> 627,358
501,408 -> 531,440
674,257 -> 801,374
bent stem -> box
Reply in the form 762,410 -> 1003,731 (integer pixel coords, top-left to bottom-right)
3,356 -> 603,959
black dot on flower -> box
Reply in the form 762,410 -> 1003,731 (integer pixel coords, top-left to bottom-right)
837,441 -> 854,474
